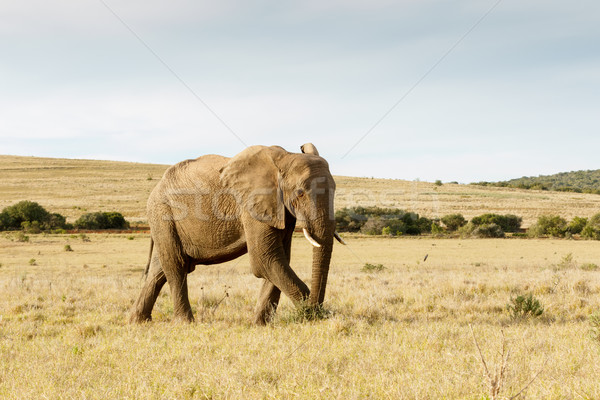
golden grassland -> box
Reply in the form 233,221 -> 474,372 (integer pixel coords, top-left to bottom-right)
1,155 -> 600,398
0,233 -> 599,399
3,155 -> 600,226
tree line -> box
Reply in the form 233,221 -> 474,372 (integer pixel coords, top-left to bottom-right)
0,201 -> 129,233
335,206 -> 600,239
472,169 -> 600,194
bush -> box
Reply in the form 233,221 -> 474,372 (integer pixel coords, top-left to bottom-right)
361,217 -> 399,236
528,215 -> 567,238
460,222 -> 505,238
0,201 -> 67,232
470,213 -> 522,233
431,222 -> 445,235
567,216 -> 588,235
74,212 -> 130,230
441,214 -> 467,231
362,263 -> 386,272
335,207 -> 369,233
471,223 -> 505,238
336,207 -> 431,236
582,213 -> 600,240
507,293 -> 544,320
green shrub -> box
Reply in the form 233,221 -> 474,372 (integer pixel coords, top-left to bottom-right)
528,215 -> 568,238
337,207 -> 430,236
335,207 -> 369,233
21,221 -> 42,234
0,201 -> 67,232
441,214 -> 467,231
414,216 -> 434,234
460,222 -> 505,238
507,293 -> 544,320
556,253 -> 576,270
362,263 -> 386,272
434,180 -> 443,186
431,222 -> 445,235
74,212 -> 130,230
471,223 -> 505,238
0,212 -> 14,231
582,213 -> 600,240
580,263 -> 599,271
471,213 -> 522,233
567,217 -> 588,235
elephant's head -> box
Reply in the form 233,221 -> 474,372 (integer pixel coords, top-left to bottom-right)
219,144 -> 340,306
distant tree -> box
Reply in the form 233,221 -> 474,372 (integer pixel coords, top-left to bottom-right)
0,201 -> 67,231
470,213 -> 522,233
582,213 -> 600,240
472,169 -> 600,194
335,206 -> 431,236
441,214 -> 467,231
567,216 -> 588,235
74,212 -> 129,230
528,215 -> 568,238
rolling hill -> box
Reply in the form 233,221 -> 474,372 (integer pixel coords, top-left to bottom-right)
473,169 -> 600,194
2,155 -> 600,227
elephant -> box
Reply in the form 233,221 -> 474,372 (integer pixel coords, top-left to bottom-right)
130,143 -> 344,325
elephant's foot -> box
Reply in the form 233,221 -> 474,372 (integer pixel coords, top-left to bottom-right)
253,307 -> 275,326
129,311 -> 152,324
253,279 -> 281,325
173,308 -> 195,323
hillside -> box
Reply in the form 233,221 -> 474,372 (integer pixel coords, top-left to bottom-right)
2,155 -> 600,227
473,169 -> 600,194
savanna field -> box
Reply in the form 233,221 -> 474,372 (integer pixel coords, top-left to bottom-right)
1,155 -> 600,399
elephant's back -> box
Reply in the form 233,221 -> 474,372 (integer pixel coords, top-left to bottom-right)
164,154 -> 229,180
153,155 -> 227,190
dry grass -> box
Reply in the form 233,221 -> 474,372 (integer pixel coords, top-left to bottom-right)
1,155 -> 600,398
3,155 -> 600,226
1,233 -> 599,399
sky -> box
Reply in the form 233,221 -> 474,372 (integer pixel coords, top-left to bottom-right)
1,0 -> 599,183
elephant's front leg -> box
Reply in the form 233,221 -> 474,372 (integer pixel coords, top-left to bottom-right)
245,222 -> 309,317
252,223 -> 294,324
253,280 -> 281,325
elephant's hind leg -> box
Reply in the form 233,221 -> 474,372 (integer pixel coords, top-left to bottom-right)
130,254 -> 167,323
253,279 -> 281,325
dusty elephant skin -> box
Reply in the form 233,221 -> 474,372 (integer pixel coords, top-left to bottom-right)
130,144 -> 341,325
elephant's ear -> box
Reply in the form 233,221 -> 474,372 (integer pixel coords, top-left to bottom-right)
300,143 -> 320,156
219,145 -> 287,229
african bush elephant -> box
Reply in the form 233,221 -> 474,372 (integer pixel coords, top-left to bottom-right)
130,144 -> 344,325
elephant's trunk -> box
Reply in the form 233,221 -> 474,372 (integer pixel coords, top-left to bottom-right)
306,217 -> 335,306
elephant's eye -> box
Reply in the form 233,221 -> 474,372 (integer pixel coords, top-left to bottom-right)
296,189 -> 305,198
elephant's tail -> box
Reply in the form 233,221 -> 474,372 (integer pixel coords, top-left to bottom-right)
142,238 -> 154,280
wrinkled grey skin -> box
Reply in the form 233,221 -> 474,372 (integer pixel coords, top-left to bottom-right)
130,144 -> 337,325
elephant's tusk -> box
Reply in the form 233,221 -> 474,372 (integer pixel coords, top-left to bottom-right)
303,228 -> 321,248
334,231 -> 346,245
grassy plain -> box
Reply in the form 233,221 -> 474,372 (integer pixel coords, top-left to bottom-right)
1,233 -> 599,398
1,155 -> 600,399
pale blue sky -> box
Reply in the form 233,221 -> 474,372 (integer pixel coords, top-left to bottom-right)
1,1 -> 599,182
